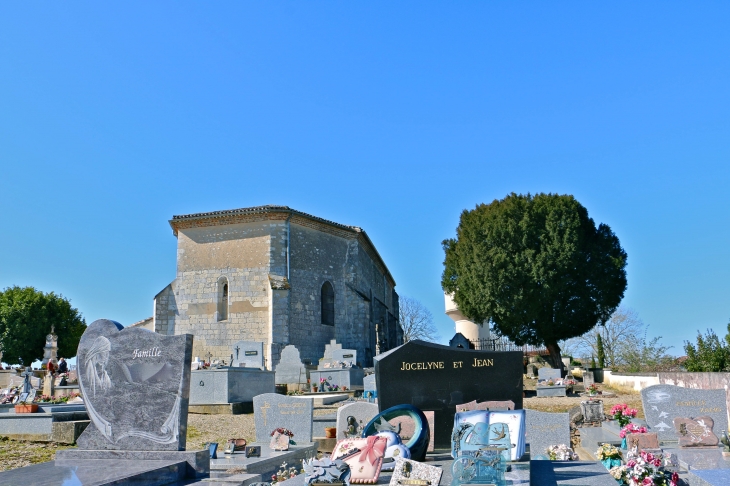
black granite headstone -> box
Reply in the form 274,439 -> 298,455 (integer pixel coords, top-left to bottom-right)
374,340 -> 523,448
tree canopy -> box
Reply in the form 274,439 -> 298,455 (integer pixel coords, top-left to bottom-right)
683,325 -> 730,372
442,193 -> 627,368
0,286 -> 86,365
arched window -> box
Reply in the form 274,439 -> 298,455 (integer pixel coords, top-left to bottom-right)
217,277 -> 229,321
321,281 -> 334,326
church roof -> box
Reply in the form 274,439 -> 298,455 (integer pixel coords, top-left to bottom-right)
169,205 -> 395,286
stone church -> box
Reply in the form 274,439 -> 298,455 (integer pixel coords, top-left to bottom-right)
152,205 -> 402,369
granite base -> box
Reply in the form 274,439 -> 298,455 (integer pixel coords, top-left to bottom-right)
210,442 -> 317,478
189,402 -> 253,414
55,448 -> 210,478
0,459 -> 187,486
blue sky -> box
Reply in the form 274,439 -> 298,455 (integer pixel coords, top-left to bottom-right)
1,2 -> 728,356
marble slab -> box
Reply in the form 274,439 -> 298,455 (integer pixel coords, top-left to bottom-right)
232,341 -> 264,368
75,319 -> 193,451
525,409 -> 570,458
253,393 -> 313,443
641,384 -> 728,441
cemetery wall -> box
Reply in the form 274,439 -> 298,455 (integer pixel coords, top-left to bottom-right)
603,370 -> 660,392
658,372 -> 730,424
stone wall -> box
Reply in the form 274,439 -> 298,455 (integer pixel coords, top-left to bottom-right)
154,208 -> 401,369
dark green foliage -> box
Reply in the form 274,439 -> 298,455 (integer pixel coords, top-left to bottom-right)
683,326 -> 730,372
591,355 -> 597,369
442,193 -> 628,368
596,333 -> 606,368
0,286 -> 86,365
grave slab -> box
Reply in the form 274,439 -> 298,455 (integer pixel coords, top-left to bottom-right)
374,340 -> 523,448
525,409 -> 570,459
252,393 -> 313,443
210,442 -> 318,477
231,341 -> 265,368
687,468 -> 730,486
641,384 -> 728,442
536,385 -> 567,397
189,368 -> 274,405
529,460 -> 617,485
0,459 -> 188,486
56,449 -> 210,477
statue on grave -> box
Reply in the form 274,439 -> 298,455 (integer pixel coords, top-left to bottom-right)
345,416 -> 361,438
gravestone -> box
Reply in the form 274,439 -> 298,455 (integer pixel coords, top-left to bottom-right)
526,364 -> 538,378
335,402 -> 379,439
481,400 -> 515,410
538,368 -> 562,382
525,410 -> 570,458
641,384 -> 728,442
274,345 -> 309,386
322,339 -> 342,361
374,340 -> 523,448
332,348 -> 357,366
581,400 -> 604,423
583,370 -> 595,387
252,393 -> 313,443
74,319 -> 194,451
231,341 -> 264,369
363,374 -> 376,392
449,333 -> 472,349
626,432 -> 660,451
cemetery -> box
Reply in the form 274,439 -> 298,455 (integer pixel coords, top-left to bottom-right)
8,320 -> 730,486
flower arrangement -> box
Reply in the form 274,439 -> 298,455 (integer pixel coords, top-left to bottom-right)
546,379 -> 555,386
611,404 -> 639,428
546,444 -> 578,461
596,443 -> 623,461
611,450 -> 678,485
319,378 -> 340,392
271,428 -> 295,438
587,383 -> 599,395
271,461 -> 300,484
564,378 -> 577,386
619,423 -> 647,439
34,393 -> 81,404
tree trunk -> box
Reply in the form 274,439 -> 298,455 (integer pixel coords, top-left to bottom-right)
545,341 -> 565,374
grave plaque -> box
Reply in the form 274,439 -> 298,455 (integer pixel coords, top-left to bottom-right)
274,345 -> 308,385
674,416 -> 719,447
626,432 -> 660,451
364,374 -> 376,392
580,400 -> 604,423
538,368 -> 562,382
374,340 -> 523,448
641,384 -> 728,441
75,319 -> 193,451
231,341 -> 264,368
335,402 -> 379,439
525,410 -> 570,459
252,393 -> 313,443
583,371 -> 595,387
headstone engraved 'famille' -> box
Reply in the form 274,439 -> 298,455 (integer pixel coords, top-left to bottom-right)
76,319 -> 193,451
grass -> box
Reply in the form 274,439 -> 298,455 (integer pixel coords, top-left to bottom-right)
0,436 -> 75,472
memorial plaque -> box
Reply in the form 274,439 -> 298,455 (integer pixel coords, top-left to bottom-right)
75,319 -> 193,451
335,402 -> 379,439
389,458 -> 443,486
626,432 -> 660,451
525,410 -> 570,459
231,341 -> 264,368
580,400 -> 604,423
333,349 -> 357,365
674,416 -> 719,447
641,384 -> 728,441
374,340 -> 522,448
252,393 -> 313,443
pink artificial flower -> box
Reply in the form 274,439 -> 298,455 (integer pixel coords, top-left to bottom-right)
627,460 -> 636,468
642,478 -> 653,485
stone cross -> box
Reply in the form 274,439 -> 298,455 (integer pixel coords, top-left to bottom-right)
21,369 -> 34,394
205,352 -> 213,363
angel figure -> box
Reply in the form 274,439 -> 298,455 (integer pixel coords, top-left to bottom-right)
85,336 -> 112,397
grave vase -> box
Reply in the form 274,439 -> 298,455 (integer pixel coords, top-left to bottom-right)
600,458 -> 621,470
14,404 -> 39,413
620,437 -> 627,449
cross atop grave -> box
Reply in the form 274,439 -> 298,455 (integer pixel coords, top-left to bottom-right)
235,345 -> 241,360
21,369 -> 35,394
205,351 -> 213,363
322,339 -> 343,361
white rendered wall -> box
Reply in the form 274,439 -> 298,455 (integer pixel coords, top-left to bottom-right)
444,293 -> 490,341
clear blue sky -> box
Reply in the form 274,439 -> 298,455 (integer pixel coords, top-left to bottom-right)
1,2 -> 728,356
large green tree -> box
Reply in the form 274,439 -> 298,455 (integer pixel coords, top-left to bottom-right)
442,193 -> 627,369
0,286 -> 86,365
